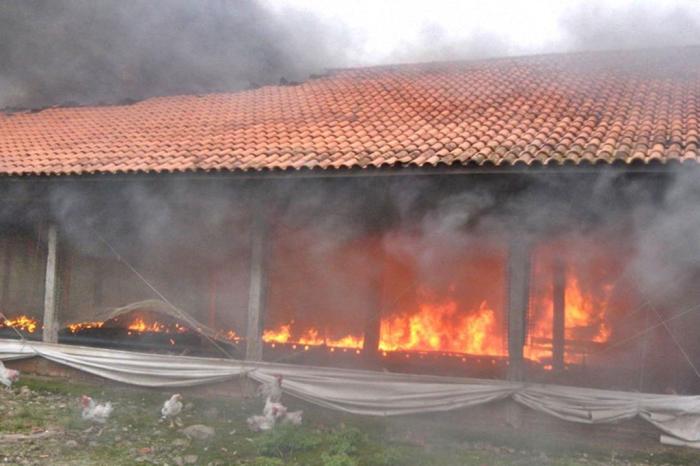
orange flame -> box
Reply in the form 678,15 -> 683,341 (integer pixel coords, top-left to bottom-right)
525,272 -> 612,363
326,334 -> 364,349
263,323 -> 364,349
67,321 -> 104,333
378,300 -> 503,355
263,324 -> 291,343
0,315 -> 39,333
263,300 -> 503,355
224,330 -> 241,342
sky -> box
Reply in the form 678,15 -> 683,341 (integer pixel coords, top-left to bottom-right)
265,0 -> 700,65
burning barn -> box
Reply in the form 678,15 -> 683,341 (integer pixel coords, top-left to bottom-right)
2,47 -> 700,444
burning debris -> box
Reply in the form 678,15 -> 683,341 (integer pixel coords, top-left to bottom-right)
0,315 -> 39,334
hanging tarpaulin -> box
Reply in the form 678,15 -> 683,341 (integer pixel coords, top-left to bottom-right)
2,338 -> 700,446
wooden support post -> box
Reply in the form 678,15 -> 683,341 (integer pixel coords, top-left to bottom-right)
245,207 -> 268,361
552,257 -> 566,372
362,238 -> 384,362
1,238 -> 12,311
507,237 -> 530,382
42,225 -> 59,344
208,270 -> 217,328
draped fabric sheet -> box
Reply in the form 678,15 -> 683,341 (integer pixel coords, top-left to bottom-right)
2,339 -> 700,447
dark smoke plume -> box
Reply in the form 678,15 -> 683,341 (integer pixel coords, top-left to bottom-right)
0,0 -> 349,109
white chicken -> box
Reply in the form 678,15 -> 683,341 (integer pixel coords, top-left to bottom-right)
282,410 -> 303,426
160,394 -> 183,427
0,361 -> 19,390
263,397 -> 287,420
80,395 -> 113,424
246,413 -> 276,432
257,375 -> 283,403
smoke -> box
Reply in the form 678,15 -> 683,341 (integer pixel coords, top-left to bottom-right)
2,1 -> 700,391
385,1 -> 700,64
2,1 -> 700,109
0,0 -> 349,109
559,3 -> 700,53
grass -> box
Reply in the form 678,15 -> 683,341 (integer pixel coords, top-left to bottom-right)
0,375 -> 699,465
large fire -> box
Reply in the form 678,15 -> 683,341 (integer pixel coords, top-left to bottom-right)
263,263 -> 613,365
378,300 -> 502,355
262,299 -> 503,356
525,270 -> 612,363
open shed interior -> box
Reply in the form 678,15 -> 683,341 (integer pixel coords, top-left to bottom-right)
2,167 -> 700,394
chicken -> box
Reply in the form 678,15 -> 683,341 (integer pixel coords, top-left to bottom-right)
80,395 -> 113,424
282,410 -> 303,426
263,397 -> 287,420
257,375 -> 283,403
246,413 -> 275,432
0,361 -> 19,390
160,394 -> 183,427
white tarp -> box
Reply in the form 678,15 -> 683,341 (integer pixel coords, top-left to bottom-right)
2,338 -> 700,446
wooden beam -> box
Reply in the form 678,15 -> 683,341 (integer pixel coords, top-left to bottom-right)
362,237 -> 384,361
245,207 -> 268,361
1,237 -> 12,311
507,237 -> 531,381
42,224 -> 59,344
208,270 -> 217,328
552,257 -> 566,372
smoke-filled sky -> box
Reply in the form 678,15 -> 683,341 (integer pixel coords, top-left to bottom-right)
0,0 -> 698,108
271,0 -> 700,62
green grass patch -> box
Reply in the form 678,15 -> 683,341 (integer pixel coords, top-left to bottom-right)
1,374 -> 700,465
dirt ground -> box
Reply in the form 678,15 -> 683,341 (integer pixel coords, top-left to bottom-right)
1,375 -> 699,465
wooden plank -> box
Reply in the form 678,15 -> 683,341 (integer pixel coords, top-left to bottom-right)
42,224 -> 59,343
245,207 -> 267,361
208,270 -> 217,328
552,257 -> 566,372
362,237 -> 384,362
1,237 -> 12,311
507,237 -> 530,381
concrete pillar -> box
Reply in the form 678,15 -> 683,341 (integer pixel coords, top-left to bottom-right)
42,224 -> 59,344
507,237 -> 531,381
552,257 -> 566,372
245,207 -> 268,361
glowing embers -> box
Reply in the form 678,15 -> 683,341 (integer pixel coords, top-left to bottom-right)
379,300 -> 503,355
67,321 -> 104,333
123,317 -> 188,335
263,323 -> 364,350
63,310 -> 243,353
0,315 -> 39,333
223,330 -> 241,343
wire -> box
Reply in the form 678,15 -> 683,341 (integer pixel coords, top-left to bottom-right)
649,305 -> 700,380
0,310 -> 29,341
87,225 -> 236,360
592,299 -> 700,357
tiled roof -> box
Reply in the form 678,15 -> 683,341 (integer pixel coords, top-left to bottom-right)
1,47 -> 699,176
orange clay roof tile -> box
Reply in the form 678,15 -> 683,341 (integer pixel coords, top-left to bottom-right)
1,48 -> 700,176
